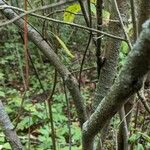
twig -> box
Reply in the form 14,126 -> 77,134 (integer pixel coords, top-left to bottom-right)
130,0 -> 138,41
113,0 -> 132,50
78,0 -> 90,26
78,34 -> 92,89
96,0 -> 103,78
117,99 -> 139,129
118,107 -> 129,150
0,4 -> 126,41
137,91 -> 150,114
63,79 -> 72,150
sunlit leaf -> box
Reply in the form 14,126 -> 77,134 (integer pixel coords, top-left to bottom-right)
0,91 -> 5,97
53,34 -> 75,58
120,41 -> 129,54
2,143 -> 11,149
135,143 -> 144,150
138,132 -> 150,143
103,10 -> 110,25
103,10 -> 110,20
91,3 -> 96,15
0,72 -> 4,80
64,3 -> 81,23
129,133 -> 140,143
90,0 -> 96,4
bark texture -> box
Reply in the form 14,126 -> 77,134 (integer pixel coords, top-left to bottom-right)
118,1 -> 150,149
0,0 -> 87,126
93,0 -> 128,110
138,0 -> 150,33
138,0 -> 150,89
82,20 -> 150,150
94,0 -> 128,149
0,100 -> 23,150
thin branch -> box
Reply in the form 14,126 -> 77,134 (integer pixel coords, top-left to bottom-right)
82,20 -> 150,150
87,0 -> 92,27
0,0 -> 87,126
130,0 -> 138,41
117,99 -> 138,129
78,34 -> 92,89
63,79 -> 72,150
118,107 -> 130,150
137,91 -> 150,114
96,0 -> 103,78
0,4 -> 126,41
0,0 -> 77,12
113,0 -> 132,50
21,14 -> 127,41
78,0 -> 90,26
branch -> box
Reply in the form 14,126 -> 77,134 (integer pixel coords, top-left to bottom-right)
0,0 -> 87,127
118,107 -> 130,150
137,91 -> 150,114
0,2 -> 126,41
78,0 -> 90,26
82,20 -> 150,150
96,0 -> 103,78
0,100 -> 23,149
0,0 -> 77,12
113,0 -> 132,49
130,0 -> 138,41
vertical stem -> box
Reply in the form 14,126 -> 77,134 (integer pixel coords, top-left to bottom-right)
28,112 -> 31,150
63,80 -> 72,150
118,107 -> 129,150
48,99 -> 56,150
78,0 -> 90,26
113,0 -> 132,50
96,0 -> 103,78
24,0 -> 29,90
130,0 -> 138,41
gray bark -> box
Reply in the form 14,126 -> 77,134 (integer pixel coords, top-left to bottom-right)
138,0 -> 150,90
118,1 -> 150,148
0,0 -> 87,127
82,20 -> 150,150
0,100 -> 23,150
117,95 -> 135,150
138,0 -> 150,33
94,0 -> 129,149
93,0 -> 127,109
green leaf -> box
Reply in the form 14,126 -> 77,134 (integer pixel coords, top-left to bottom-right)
135,143 -> 144,150
146,143 -> 150,149
53,34 -> 75,58
0,91 -> 5,98
0,72 -> 4,80
129,133 -> 140,143
103,10 -> 110,21
2,143 -> 11,149
138,132 -> 150,142
120,41 -> 129,54
0,136 -> 4,142
17,116 -> 30,130
64,3 -> 81,23
91,3 -> 96,15
90,0 -> 96,4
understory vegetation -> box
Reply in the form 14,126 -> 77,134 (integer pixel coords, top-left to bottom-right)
0,0 -> 150,149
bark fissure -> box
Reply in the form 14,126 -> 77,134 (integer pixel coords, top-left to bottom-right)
82,20 -> 150,150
